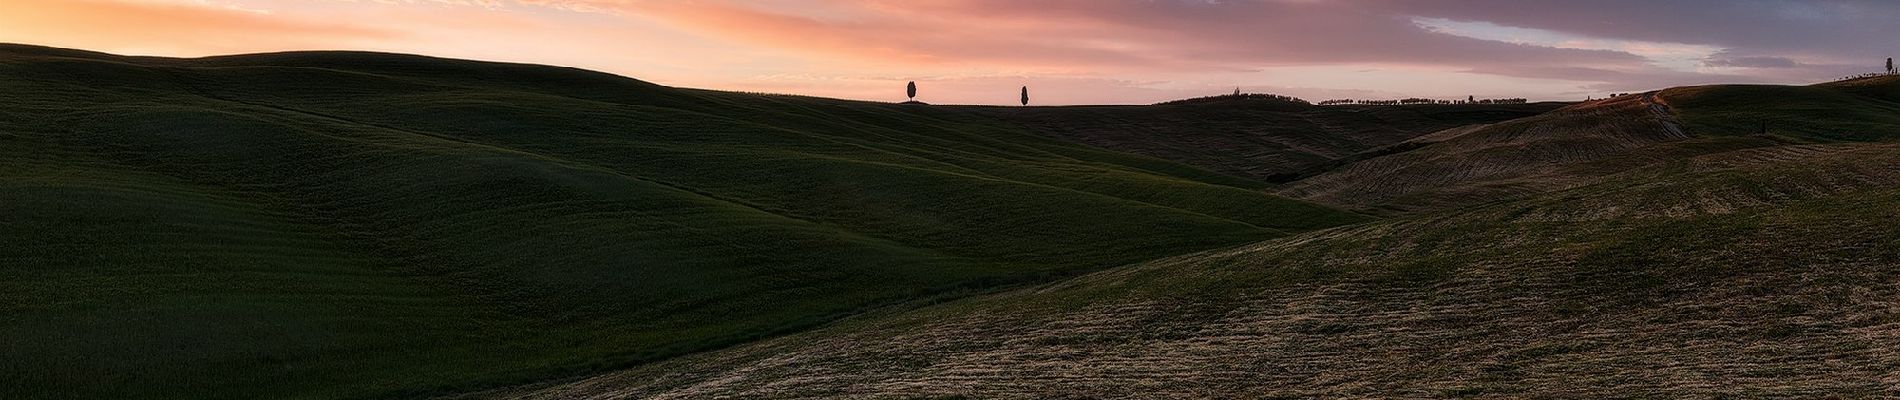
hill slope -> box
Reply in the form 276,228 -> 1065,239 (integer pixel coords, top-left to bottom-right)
0,44 -> 1366,399
969,100 -> 1565,183
499,140 -> 1900,399
1280,77 -> 1900,214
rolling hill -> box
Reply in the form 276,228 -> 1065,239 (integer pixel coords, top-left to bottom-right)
971,100 -> 1565,183
1280,76 -> 1900,214
13,42 -> 1900,400
0,44 -> 1368,399
494,118 -> 1900,399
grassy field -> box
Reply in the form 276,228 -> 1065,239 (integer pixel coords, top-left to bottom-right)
1282,77 -> 1900,214
14,41 -> 1897,399
0,44 -> 1368,399
1666,76 -> 1900,141
969,100 -> 1564,183
501,140 -> 1900,399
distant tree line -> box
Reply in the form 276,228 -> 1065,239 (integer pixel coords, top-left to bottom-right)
1154,92 -> 1311,106
734,91 -> 825,99
1831,57 -> 1899,82
1317,97 -> 1528,106
1838,72 -> 1897,81
1156,92 -> 1534,107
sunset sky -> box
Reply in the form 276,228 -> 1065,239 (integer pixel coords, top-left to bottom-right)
4,0 -> 1895,105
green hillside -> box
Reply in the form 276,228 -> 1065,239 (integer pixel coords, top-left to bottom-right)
18,42 -> 1896,399
502,138 -> 1900,399
0,44 -> 1366,399
1667,75 -> 1900,141
970,100 -> 1564,183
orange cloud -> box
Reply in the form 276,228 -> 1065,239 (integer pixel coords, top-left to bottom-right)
0,0 -> 394,55
1,0 -> 1855,105
625,0 -> 1191,72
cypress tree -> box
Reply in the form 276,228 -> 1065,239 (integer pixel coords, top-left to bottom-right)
906,81 -> 917,101
1021,86 -> 1029,106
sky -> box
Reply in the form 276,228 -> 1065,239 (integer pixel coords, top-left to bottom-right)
2,0 -> 1895,105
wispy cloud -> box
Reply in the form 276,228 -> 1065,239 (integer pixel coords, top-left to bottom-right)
2,0 -> 1892,104
0,0 -> 395,54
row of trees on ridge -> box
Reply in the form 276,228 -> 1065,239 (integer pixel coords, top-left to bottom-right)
906,82 -> 1541,106
1155,92 -> 1310,105
910,58 -> 1900,106
1317,97 -> 1528,105
1834,57 -> 1898,81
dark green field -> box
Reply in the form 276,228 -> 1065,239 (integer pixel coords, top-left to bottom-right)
966,99 -> 1566,182
513,142 -> 1900,399
0,44 -> 1391,399
8,42 -> 1900,399
494,77 -> 1900,399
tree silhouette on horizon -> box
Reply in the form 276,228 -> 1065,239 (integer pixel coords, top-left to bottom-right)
1888,57 -> 1894,74
906,81 -> 917,101
1021,86 -> 1029,106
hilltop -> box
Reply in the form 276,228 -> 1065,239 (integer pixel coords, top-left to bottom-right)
1281,76 -> 1900,214
0,44 -> 1365,399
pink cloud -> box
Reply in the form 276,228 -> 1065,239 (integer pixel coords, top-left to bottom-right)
5,0 -> 1884,104
607,0 -> 1651,75
0,0 -> 396,55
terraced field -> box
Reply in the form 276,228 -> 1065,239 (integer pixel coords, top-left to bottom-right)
496,142 -> 1900,399
0,44 -> 1367,399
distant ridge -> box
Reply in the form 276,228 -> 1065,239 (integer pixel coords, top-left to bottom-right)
975,97 -> 1565,182
1154,92 -> 1311,106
